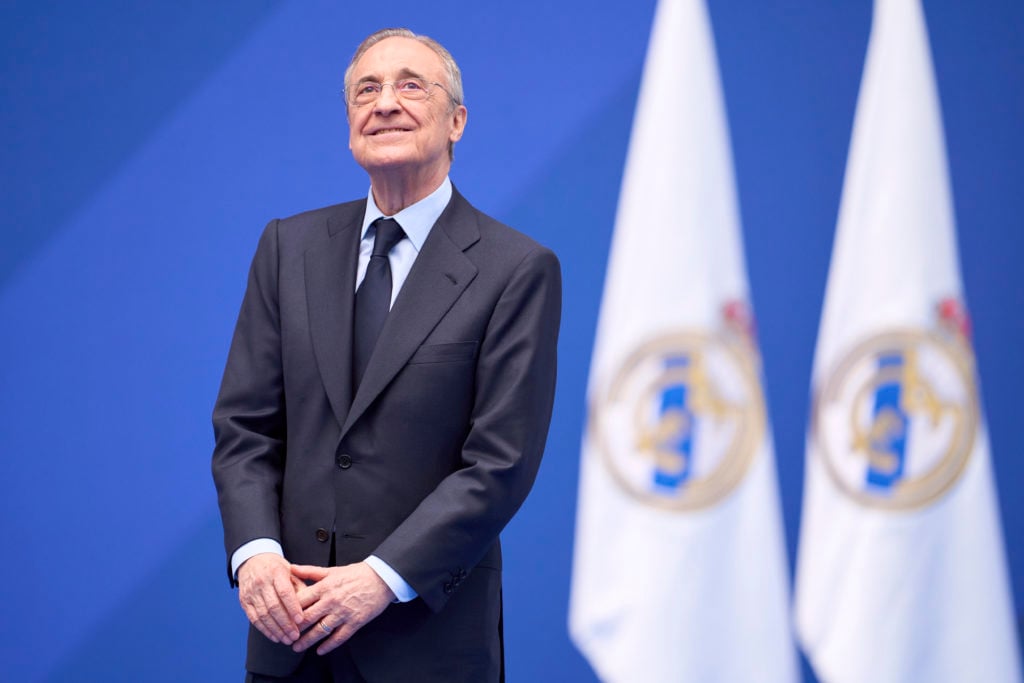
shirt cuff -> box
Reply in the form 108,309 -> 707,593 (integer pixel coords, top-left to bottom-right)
365,555 -> 418,603
231,538 -> 284,580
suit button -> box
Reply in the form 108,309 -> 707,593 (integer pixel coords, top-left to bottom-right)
336,454 -> 352,469
315,528 -> 330,543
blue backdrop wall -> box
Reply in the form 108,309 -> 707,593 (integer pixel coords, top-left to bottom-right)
1,2 -> 1020,681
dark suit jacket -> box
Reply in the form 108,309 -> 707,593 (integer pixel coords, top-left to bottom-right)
211,188 -> 561,681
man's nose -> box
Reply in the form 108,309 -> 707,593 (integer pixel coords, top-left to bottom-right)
374,83 -> 402,113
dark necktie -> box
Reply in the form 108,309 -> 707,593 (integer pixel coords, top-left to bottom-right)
353,217 -> 406,390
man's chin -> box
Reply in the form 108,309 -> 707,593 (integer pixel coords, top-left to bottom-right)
356,146 -> 412,166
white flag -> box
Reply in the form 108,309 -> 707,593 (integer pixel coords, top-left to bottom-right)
568,0 -> 798,680
793,1 -> 1022,682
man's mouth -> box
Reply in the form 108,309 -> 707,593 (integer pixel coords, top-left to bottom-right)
371,128 -> 411,135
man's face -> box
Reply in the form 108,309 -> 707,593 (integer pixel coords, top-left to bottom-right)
347,37 -> 467,178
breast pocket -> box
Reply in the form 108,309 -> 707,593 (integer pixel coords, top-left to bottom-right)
406,341 -> 479,365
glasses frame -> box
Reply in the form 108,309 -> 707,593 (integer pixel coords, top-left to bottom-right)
344,78 -> 456,107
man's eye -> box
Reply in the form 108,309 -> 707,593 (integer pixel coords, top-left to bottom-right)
399,79 -> 425,91
359,83 -> 381,94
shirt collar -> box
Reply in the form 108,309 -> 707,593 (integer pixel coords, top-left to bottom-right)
360,176 -> 452,252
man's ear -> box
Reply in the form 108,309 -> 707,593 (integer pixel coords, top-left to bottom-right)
449,105 -> 468,143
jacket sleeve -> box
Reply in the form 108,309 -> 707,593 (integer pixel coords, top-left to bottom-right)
372,245 -> 562,611
211,220 -> 287,586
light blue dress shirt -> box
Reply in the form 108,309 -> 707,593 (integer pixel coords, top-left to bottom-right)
230,177 -> 454,603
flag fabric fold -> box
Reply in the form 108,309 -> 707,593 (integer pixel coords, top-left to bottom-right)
568,0 -> 797,680
793,1 -> 1022,681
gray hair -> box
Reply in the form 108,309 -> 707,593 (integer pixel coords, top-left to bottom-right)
344,28 -> 464,107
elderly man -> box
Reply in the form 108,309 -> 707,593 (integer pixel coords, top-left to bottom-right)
212,27 -> 561,683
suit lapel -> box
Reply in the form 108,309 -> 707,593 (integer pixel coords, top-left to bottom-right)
343,190 -> 480,435
305,202 -> 364,428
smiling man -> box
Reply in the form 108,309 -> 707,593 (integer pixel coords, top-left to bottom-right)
212,28 -> 561,683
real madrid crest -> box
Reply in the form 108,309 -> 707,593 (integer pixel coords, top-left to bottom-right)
589,301 -> 765,511
812,298 -> 979,510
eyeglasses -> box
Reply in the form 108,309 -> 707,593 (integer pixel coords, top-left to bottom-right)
345,77 -> 454,106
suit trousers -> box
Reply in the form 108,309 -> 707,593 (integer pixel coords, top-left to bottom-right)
245,646 -> 365,683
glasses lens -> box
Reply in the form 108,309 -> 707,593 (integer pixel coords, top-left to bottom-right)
351,82 -> 379,105
395,78 -> 429,100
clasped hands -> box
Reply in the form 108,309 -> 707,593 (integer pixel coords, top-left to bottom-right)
237,553 -> 395,655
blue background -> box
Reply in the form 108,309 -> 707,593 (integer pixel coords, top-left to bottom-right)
1,1 -> 1020,680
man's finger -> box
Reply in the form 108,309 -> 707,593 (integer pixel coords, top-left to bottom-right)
264,596 -> 300,643
294,589 -> 332,632
258,584 -> 297,643
272,570 -> 304,628
317,621 -> 357,655
295,580 -> 326,610
290,564 -> 330,581
246,590 -> 287,643
291,613 -> 335,653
